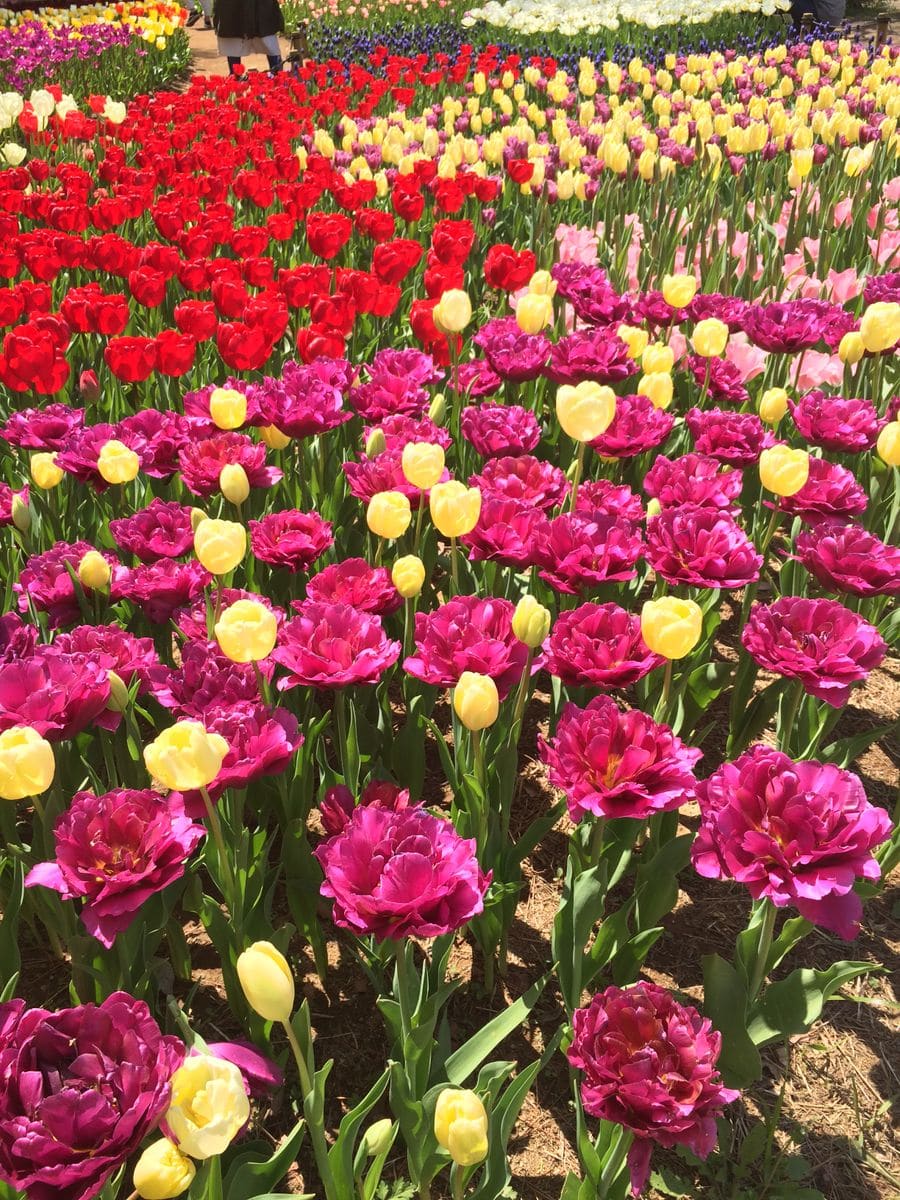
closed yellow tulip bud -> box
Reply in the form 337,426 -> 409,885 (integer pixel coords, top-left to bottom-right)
367,490 -> 412,539
402,442 -> 445,490
639,371 -> 674,410
365,428 -> 387,459
759,387 -> 789,424
236,940 -> 295,1022
646,497 -> 661,518
164,1055 -> 250,1160
661,273 -> 698,308
838,331 -> 865,364
516,292 -> 553,334
194,518 -> 246,575
392,554 -> 426,598
876,420 -> 900,466
434,1088 -> 489,1166
97,438 -> 139,484
512,594 -> 551,648
133,1139 -> 196,1200
692,317 -> 729,358
361,1118 -> 394,1158
108,671 -> 131,713
556,381 -> 616,442
0,726 -> 55,800
640,597 -> 703,660
428,393 -> 447,424
190,507 -> 208,532
859,301 -> 900,353
453,672 -> 499,731
429,480 -> 482,538
617,324 -> 649,359
261,424 -> 291,450
642,342 -> 675,374
215,599 -> 277,663
219,463 -> 250,506
528,269 -> 557,297
30,451 -> 63,489
11,494 -> 30,533
144,720 -> 229,792
432,288 -> 472,334
759,444 -> 810,497
209,386 -> 247,430
77,549 -> 111,592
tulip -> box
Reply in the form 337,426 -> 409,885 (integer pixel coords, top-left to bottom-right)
429,481 -> 482,538
838,331 -> 865,365
859,301 -> 900,354
0,726 -> 55,801
261,425 -> 291,450
133,1139 -> 196,1200
618,323 -> 649,359
556,381 -> 616,443
401,442 -> 445,491
77,550 -> 111,593
641,597 -> 703,660
144,721 -> 229,793
209,386 -> 247,430
433,289 -> 472,334
30,452 -> 63,489
11,495 -> 30,534
107,671 -> 131,713
361,1118 -> 394,1158
759,445 -> 810,497
638,371 -> 674,410
194,518 -> 246,575
164,1055 -> 250,1160
367,490 -> 412,541
512,595 -> 551,649
527,269 -> 556,297
365,428 -> 387,459
877,420 -> 900,466
428,393 -> 447,424
215,599 -> 277,663
392,554 -> 426,598
453,671 -> 499,731
759,387 -> 789,424
236,941 -> 295,1022
97,439 -> 140,485
692,318 -> 729,358
434,1088 -> 489,1167
516,292 -> 553,334
642,343 -> 675,374
661,273 -> 698,308
220,463 -> 250,506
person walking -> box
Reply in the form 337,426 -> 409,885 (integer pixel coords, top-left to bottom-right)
185,0 -> 212,29
214,0 -> 284,75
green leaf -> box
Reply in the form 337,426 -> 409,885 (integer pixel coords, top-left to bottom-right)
0,859 -> 24,993
702,954 -> 762,1087
649,1166 -> 693,1197
224,1117 -> 306,1200
816,721 -> 899,769
751,962 -> 877,1045
552,858 -> 609,1013
328,1067 -> 390,1196
444,973 -> 548,1086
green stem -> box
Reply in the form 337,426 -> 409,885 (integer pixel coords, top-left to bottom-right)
450,1164 -> 466,1200
568,441 -> 586,513
283,1019 -> 339,1200
749,900 -> 777,1001
413,491 -> 426,554
394,938 -> 415,1047
757,504 -> 782,560
654,658 -> 673,723
450,535 -> 459,593
30,793 -> 46,824
511,648 -> 534,735
199,785 -> 237,912
777,680 -> 805,754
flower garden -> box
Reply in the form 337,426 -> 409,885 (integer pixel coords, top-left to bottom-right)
0,5 -> 899,1200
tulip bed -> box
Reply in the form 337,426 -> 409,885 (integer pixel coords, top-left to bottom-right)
0,31 -> 899,1200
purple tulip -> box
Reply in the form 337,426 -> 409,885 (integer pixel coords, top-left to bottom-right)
306,557 -> 402,615
788,391 -> 884,453
644,452 -> 742,514
249,509 -> 334,574
537,512 -> 644,595
462,494 -> 549,569
0,649 -> 115,740
776,456 -> 867,520
545,603 -> 664,690
590,392 -> 674,459
794,520 -> 900,597
274,601 -> 400,690
646,505 -> 762,590
109,498 -> 195,562
470,453 -> 568,511
461,403 -> 541,458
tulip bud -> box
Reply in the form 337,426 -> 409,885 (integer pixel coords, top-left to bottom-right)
107,671 -> 131,713
97,439 -> 140,485
759,444 -> 810,497
453,671 -> 499,731
77,549 -> 111,593
190,507 -> 207,532
759,387 -> 789,424
642,342 -> 675,374
0,726 -> 55,800
392,554 -> 426,598
691,317 -> 729,358
236,940 -> 295,1022
617,323 -> 649,359
367,490 -> 412,540
646,497 -> 661,518
512,594 -> 551,648
365,428 -> 387,459
11,494 -> 30,533
661,273 -> 698,308
261,424 -> 291,450
433,288 -> 472,334
209,386 -> 247,430
215,599 -> 277,663
361,1118 -> 394,1158
144,720 -> 229,791
133,1138 -> 196,1200
515,292 -> 553,334
638,371 -> 674,410
428,393 -> 447,424
434,1088 -> 489,1167
556,381 -> 616,442
79,369 -> 100,403
30,451 -> 63,489
859,301 -> 900,354
838,331 -> 865,364
876,420 -> 900,466
401,442 -> 445,490
640,597 -> 703,660
220,463 -> 250,506
527,269 -> 557,297
194,519 -> 246,575
429,480 -> 482,538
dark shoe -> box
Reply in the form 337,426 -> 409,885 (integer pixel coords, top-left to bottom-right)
203,17 -> 212,28
186,10 -> 201,25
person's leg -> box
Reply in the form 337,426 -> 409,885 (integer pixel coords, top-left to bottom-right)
199,0 -> 213,26
227,55 -> 242,73
267,53 -> 283,71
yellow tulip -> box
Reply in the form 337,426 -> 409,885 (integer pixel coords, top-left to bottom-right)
77,549 -> 111,592
556,381 -> 616,442
194,519 -> 246,575
0,727 -> 55,801
434,1089 -> 489,1166
209,386 -> 247,430
429,481 -> 482,538
392,554 -> 426,598
453,672 -> 499,732
367,491 -> 412,539
30,451 -> 64,489
640,597 -> 703,660
133,1139 -> 196,1200
236,940 -> 295,1022
401,443 -> 445,491
759,445 -> 810,497
512,595 -> 551,648
97,438 -> 139,484
144,721 -> 229,791
214,599 -> 277,663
